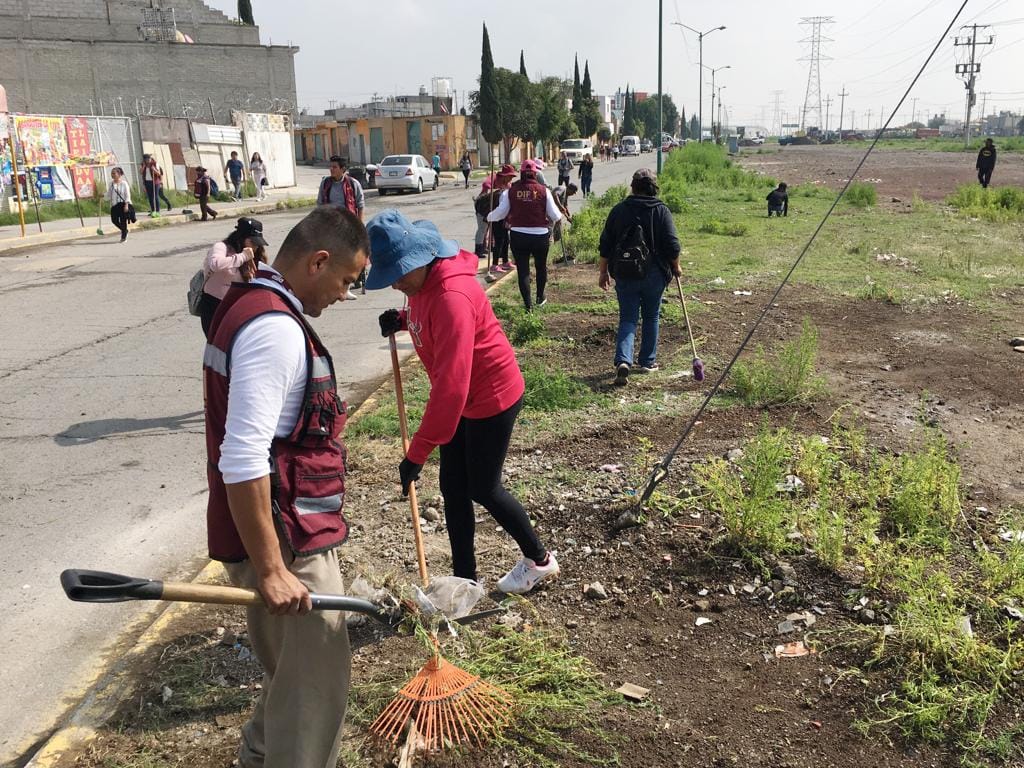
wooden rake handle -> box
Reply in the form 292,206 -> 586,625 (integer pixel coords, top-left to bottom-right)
389,333 -> 430,588
675,275 -> 700,360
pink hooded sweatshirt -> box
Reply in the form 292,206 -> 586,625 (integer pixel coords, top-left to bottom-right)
401,249 -> 525,464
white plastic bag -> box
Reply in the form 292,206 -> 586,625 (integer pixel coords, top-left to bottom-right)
414,576 -> 486,619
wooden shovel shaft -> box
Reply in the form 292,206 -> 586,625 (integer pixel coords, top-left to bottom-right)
161,581 -> 264,606
389,333 -> 430,589
675,276 -> 700,360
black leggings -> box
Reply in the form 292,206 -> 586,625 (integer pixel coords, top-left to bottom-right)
110,202 -> 130,240
199,292 -> 221,339
509,230 -> 550,310
438,397 -> 545,581
491,224 -> 509,266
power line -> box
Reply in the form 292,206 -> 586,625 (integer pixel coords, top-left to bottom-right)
955,24 -> 995,144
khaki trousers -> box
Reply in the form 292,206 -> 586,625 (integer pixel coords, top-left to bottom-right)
224,544 -> 351,768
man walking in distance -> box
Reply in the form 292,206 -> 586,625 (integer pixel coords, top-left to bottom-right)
194,166 -> 218,221
556,151 -> 574,188
204,206 -> 369,768
487,159 -> 563,311
976,138 -> 997,189
225,150 -> 246,199
318,155 -> 367,291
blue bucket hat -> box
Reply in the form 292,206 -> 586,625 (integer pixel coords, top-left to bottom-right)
364,210 -> 459,290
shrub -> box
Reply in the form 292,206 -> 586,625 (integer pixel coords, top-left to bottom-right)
845,182 -> 877,207
731,318 -> 826,406
697,219 -> 749,237
509,311 -> 546,346
947,183 -> 1024,221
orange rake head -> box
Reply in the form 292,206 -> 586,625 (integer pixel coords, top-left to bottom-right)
369,653 -> 513,753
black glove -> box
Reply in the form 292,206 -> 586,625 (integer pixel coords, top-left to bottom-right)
398,457 -> 423,496
379,309 -> 403,338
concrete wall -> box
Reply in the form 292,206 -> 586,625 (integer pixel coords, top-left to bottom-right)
0,39 -> 297,123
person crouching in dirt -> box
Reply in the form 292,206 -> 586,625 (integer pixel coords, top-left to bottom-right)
976,138 -> 996,189
552,182 -> 578,265
598,168 -> 682,387
369,209 -> 560,594
766,182 -> 789,217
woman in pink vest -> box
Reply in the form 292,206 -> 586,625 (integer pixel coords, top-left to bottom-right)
486,160 -> 563,311
198,217 -> 268,338
366,209 -> 559,594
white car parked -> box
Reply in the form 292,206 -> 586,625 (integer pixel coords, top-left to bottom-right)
376,154 -> 438,195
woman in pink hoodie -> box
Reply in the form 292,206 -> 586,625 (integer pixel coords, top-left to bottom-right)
366,210 -> 559,595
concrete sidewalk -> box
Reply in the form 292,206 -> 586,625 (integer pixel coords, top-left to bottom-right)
0,166 -> 326,256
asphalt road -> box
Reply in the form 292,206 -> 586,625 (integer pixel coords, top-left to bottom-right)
0,151 -> 651,765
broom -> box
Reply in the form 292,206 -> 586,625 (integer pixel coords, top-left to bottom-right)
675,276 -> 705,381
369,334 -> 513,753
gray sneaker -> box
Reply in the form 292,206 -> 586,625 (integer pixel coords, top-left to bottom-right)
635,364 -> 660,374
614,363 -> 630,386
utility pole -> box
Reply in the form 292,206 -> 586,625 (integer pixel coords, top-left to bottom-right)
955,24 -> 993,146
850,109 -> 856,131
865,109 -> 873,134
799,16 -> 834,130
771,90 -> 783,136
910,97 -> 919,125
837,86 -> 848,143
657,0 -> 663,172
979,91 -> 990,134
824,95 -> 833,135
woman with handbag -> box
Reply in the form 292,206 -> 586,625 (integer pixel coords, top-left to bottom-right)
250,152 -> 268,201
198,217 -> 268,338
106,167 -> 134,243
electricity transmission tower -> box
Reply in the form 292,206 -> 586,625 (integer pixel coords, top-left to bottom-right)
771,90 -> 783,135
954,24 -> 993,145
799,16 -> 834,131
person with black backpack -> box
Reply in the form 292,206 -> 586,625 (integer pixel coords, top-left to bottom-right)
598,168 -> 681,386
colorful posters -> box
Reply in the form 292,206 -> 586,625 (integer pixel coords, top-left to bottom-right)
15,116 -> 71,167
65,117 -> 95,197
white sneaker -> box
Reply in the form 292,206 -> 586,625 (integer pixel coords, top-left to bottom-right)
497,553 -> 559,594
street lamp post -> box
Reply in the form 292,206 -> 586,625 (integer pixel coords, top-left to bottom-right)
717,85 -> 727,138
703,64 -> 730,141
672,22 -> 726,143
657,0 -> 663,173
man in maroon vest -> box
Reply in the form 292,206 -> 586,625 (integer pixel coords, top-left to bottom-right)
487,159 -> 563,310
203,206 -> 368,768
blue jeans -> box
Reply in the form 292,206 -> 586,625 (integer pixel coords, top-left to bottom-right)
614,268 -> 668,367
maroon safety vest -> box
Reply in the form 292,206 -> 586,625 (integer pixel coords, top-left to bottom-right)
203,279 -> 348,562
506,177 -> 549,228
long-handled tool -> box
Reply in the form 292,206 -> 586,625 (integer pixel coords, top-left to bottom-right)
59,568 -> 505,629
370,335 -> 512,753
675,276 -> 705,381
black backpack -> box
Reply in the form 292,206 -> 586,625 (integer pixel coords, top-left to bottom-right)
610,211 -> 653,280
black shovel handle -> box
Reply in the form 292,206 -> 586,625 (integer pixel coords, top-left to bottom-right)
60,569 -> 394,625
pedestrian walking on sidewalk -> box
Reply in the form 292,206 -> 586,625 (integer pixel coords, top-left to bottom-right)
225,151 -> 246,199
578,153 -> 594,197
369,210 -> 559,593
194,166 -> 218,221
432,151 -> 442,182
197,217 -> 268,338
598,168 -> 681,387
976,138 -> 997,188
487,160 -> 563,310
106,166 -> 134,242
139,154 -> 172,215
203,206 -> 368,768
459,152 -> 472,188
557,151 -> 574,187
250,152 -> 268,201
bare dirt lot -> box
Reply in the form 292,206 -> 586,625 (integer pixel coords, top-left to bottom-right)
739,145 -> 1024,203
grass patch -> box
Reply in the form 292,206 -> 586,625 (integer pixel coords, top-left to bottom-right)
948,184 -> 1024,222
349,621 -> 619,767
522,361 -> 590,412
509,311 -> 547,346
845,182 -> 878,208
697,218 -> 749,237
347,367 -> 430,440
684,422 -> 1024,759
730,318 -> 826,407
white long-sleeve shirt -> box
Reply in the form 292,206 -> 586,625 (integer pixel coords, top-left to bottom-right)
107,179 -> 131,206
217,266 -> 308,484
486,187 -> 562,235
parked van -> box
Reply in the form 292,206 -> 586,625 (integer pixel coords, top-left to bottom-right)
621,135 -> 641,156
559,138 -> 593,162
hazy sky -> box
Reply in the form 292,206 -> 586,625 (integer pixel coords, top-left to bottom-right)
207,0 -> 1024,131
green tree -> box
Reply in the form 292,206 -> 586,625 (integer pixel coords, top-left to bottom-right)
622,87 -> 636,135
535,77 -> 577,153
494,68 -> 539,160
237,0 -> 254,25
519,50 -> 527,78
571,55 -> 583,135
478,24 -> 503,164
597,125 -> 612,143
928,113 -> 946,129
689,114 -> 700,140
636,94 -> 679,142
679,106 -> 688,139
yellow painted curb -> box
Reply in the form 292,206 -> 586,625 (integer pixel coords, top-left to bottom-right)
22,263 -> 517,767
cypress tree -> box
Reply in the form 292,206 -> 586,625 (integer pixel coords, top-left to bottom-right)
479,24 -> 503,153
622,86 -> 635,135
571,55 -> 583,134
238,0 -> 254,25
679,106 -> 687,139
519,50 -> 527,78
